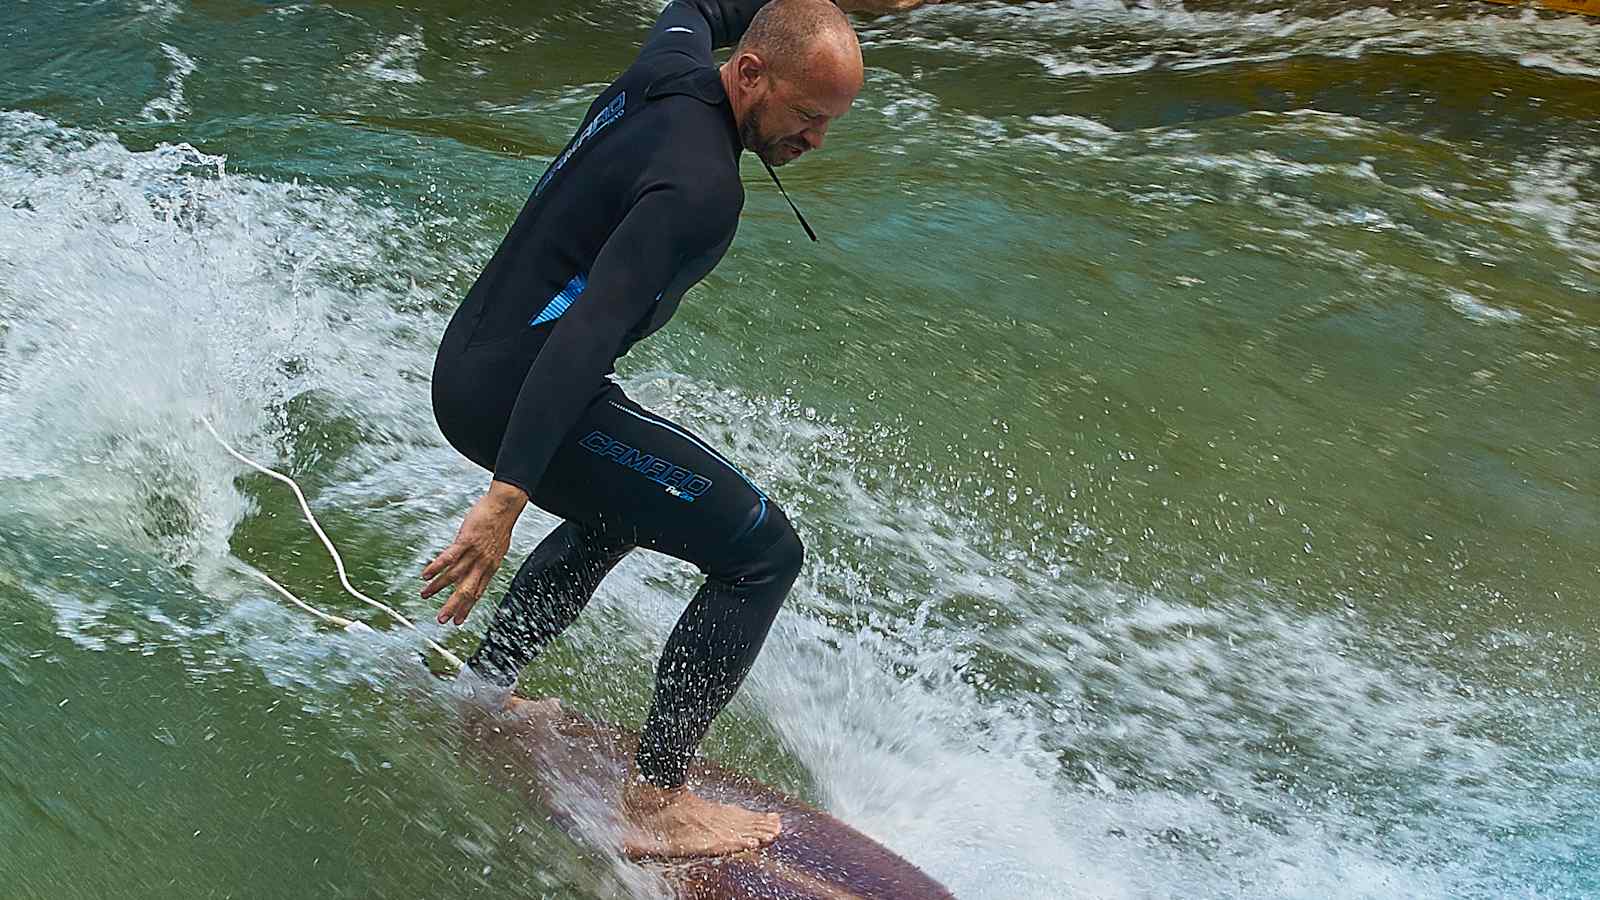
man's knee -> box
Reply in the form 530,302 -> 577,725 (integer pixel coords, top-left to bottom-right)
726,500 -> 804,591
763,510 -> 805,585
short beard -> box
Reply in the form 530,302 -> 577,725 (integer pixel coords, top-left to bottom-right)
740,98 -> 787,167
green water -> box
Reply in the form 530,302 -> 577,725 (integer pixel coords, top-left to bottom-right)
2,1 -> 1597,897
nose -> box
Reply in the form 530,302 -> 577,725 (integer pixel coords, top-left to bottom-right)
801,120 -> 829,151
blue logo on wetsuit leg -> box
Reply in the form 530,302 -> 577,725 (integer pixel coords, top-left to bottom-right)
580,430 -> 713,501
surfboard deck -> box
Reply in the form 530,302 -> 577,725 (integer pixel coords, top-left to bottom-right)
463,696 -> 954,900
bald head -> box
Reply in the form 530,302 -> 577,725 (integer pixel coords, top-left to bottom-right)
721,0 -> 865,166
736,0 -> 862,80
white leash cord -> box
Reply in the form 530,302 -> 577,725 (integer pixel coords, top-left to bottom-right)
201,416 -> 466,671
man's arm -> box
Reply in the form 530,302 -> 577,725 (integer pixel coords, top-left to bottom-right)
491,186 -> 729,495
673,0 -> 775,48
636,0 -> 771,68
426,186 -> 731,622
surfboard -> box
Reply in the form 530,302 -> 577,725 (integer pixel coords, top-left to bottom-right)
463,696 -> 955,900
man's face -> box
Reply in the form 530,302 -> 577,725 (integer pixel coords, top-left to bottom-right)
738,55 -> 861,167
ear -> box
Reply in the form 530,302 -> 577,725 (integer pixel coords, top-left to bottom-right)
731,51 -> 769,92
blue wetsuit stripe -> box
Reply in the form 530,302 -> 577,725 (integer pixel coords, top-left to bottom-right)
530,273 -> 589,327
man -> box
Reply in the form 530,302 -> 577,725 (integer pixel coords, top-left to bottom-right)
424,0 -> 933,859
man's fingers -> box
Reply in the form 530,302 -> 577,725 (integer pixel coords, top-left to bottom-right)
431,556 -> 498,620
437,596 -> 465,625
421,573 -> 451,601
421,556 -> 472,601
436,574 -> 478,622
451,591 -> 478,625
454,569 -> 496,624
421,544 -> 464,581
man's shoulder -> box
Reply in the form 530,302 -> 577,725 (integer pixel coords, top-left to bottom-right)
617,51 -> 726,112
619,68 -> 742,181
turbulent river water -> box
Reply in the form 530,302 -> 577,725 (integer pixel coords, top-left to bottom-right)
2,1 -> 1597,897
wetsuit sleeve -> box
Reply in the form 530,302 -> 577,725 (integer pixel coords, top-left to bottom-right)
640,0 -> 774,64
491,187 -> 735,495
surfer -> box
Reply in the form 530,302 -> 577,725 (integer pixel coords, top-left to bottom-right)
425,0 -> 935,859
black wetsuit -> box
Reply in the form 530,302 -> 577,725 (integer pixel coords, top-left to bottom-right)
431,0 -> 795,789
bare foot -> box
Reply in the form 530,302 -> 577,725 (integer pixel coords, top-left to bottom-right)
503,696 -> 562,721
621,777 -> 781,859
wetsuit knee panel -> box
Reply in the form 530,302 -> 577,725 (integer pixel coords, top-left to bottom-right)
726,500 -> 804,586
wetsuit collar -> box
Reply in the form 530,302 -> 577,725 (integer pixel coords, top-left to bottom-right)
646,67 -> 740,156
646,66 -> 818,242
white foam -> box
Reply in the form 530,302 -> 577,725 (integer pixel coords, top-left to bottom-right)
1518,51 -> 1600,79
1503,148 -> 1600,274
1035,50 -> 1159,77
139,43 -> 197,123
133,0 -> 182,26
1448,291 -> 1524,324
362,29 -> 428,84
865,2 -> 1600,86
0,112 -> 447,568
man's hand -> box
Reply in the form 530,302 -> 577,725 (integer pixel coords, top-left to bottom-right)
423,480 -> 529,625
